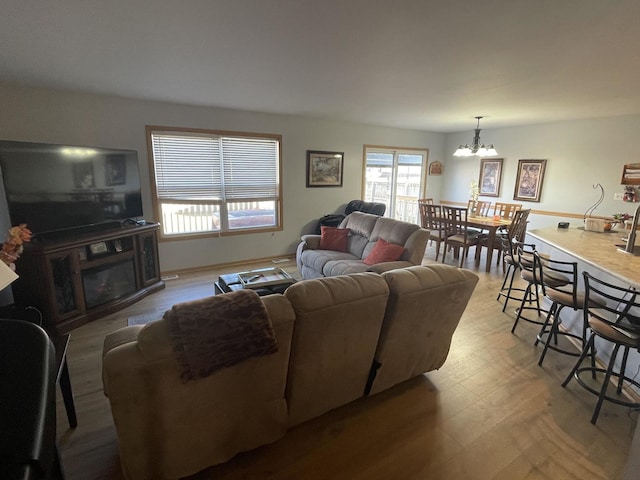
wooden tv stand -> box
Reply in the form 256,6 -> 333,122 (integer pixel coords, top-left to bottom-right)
13,223 -> 164,334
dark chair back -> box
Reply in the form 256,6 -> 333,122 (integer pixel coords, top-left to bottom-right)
507,208 -> 530,242
582,273 -> 640,332
345,200 -> 386,216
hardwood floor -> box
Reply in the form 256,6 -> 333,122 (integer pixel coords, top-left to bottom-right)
56,249 -> 638,479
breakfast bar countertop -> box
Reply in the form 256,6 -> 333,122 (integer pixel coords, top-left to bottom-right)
528,226 -> 640,287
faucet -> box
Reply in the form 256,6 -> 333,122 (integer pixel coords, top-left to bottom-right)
623,203 -> 640,253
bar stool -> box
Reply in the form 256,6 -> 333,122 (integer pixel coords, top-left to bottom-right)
511,242 -> 543,333
535,255 -> 601,367
562,272 -> 640,424
480,208 -> 530,270
511,246 -> 570,335
495,209 -> 531,312
496,235 -> 524,312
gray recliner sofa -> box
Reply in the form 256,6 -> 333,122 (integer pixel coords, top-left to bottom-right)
102,264 -> 478,480
297,211 -> 429,280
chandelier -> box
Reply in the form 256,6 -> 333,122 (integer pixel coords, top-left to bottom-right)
453,116 -> 498,157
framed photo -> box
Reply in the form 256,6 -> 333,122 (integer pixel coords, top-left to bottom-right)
428,161 -> 443,176
106,154 -> 126,185
513,159 -> 547,202
478,158 -> 503,197
306,150 -> 344,187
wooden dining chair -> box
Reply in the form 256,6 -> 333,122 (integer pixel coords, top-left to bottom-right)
441,205 -> 481,267
417,197 -> 434,206
493,202 -> 523,220
468,200 -> 492,217
419,202 -> 446,261
466,200 -> 492,236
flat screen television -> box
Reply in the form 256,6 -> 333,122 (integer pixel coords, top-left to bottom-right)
0,140 -> 144,239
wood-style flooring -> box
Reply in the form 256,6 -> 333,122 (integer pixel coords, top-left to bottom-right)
55,246 -> 638,479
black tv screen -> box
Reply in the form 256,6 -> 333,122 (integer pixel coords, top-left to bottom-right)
0,140 -> 143,237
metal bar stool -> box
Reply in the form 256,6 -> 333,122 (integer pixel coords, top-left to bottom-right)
511,242 -> 549,333
496,235 -> 524,312
536,254 -> 601,367
493,209 -> 530,312
562,272 -> 640,424
511,246 -> 572,335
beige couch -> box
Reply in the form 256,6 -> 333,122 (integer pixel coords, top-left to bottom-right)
102,264 -> 478,480
296,211 -> 429,280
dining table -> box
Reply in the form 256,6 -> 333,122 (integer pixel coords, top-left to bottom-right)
467,215 -> 513,272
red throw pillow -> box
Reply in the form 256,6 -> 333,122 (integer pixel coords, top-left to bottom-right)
363,239 -> 405,265
320,226 -> 349,252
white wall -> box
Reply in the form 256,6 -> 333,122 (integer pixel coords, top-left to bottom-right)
443,115 -> 640,230
5,82 -> 637,272
0,83 -> 444,272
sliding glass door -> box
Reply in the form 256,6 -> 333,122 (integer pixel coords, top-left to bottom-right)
363,146 -> 427,223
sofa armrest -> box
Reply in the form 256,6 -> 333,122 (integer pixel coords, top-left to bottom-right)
402,228 -> 429,266
300,234 -> 321,250
102,325 -> 145,359
366,261 -> 414,274
297,235 -> 322,274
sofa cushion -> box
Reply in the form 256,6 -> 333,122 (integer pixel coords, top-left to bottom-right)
363,239 -> 406,265
364,216 -> 420,260
367,265 -> 479,395
284,272 -> 389,427
322,259 -> 371,276
299,249 -> 359,274
319,226 -> 349,252
339,212 -> 379,258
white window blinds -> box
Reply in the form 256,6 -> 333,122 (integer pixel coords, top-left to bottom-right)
222,136 -> 279,201
151,132 -> 279,202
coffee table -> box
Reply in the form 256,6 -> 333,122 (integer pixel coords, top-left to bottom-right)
214,267 -> 295,296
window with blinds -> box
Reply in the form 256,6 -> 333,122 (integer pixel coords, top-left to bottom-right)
147,127 -> 282,237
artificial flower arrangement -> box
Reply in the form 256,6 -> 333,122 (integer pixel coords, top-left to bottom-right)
0,224 -> 32,270
469,180 -> 480,202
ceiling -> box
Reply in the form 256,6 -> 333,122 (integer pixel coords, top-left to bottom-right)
2,0 -> 640,133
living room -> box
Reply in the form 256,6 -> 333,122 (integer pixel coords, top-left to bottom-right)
2,1 -> 640,479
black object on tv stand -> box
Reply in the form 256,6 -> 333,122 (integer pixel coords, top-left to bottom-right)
13,222 -> 164,334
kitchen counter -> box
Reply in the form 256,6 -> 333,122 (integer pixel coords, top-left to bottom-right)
528,226 -> 640,287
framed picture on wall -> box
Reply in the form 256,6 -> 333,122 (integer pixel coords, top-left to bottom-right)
513,159 -> 547,202
428,161 -> 443,176
306,150 -> 344,187
478,158 -> 503,197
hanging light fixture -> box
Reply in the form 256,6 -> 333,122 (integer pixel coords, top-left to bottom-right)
453,116 -> 498,157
